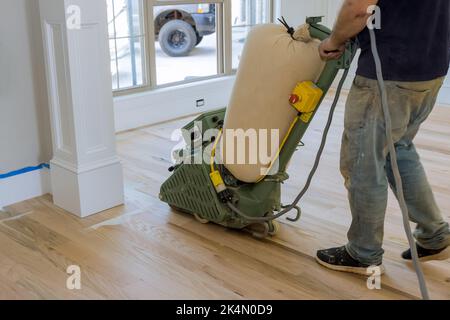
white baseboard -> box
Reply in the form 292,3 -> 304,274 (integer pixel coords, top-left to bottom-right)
0,160 -> 125,217
0,167 -> 51,208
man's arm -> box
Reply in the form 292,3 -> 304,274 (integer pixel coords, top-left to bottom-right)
319,0 -> 379,60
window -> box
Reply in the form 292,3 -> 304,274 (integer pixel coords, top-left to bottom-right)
106,0 -> 273,94
231,0 -> 271,69
107,0 -> 147,91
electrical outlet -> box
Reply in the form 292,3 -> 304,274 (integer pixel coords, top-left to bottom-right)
196,99 -> 205,108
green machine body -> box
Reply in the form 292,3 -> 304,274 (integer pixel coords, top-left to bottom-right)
159,17 -> 357,237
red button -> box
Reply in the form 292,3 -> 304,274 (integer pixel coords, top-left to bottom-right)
289,94 -> 300,104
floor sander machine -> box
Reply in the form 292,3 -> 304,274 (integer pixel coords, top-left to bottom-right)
159,16 -> 357,238
159,15 -> 431,299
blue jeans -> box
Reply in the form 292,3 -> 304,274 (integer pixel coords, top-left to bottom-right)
341,76 -> 450,265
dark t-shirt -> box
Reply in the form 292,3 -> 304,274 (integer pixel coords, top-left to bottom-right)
357,0 -> 450,81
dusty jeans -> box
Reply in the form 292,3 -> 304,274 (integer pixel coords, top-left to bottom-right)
342,75 -> 450,265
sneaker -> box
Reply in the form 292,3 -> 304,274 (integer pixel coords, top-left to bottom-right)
401,244 -> 450,262
316,246 -> 385,275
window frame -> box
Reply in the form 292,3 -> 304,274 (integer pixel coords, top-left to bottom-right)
112,0 -> 274,96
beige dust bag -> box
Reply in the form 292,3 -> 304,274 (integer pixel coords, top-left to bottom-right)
220,24 -> 325,183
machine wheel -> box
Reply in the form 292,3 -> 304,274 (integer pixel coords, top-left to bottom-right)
159,20 -> 197,57
247,223 -> 270,239
194,213 -> 210,224
268,221 -> 280,236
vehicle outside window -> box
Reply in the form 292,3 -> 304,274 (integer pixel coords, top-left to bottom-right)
153,3 -> 220,85
154,3 -> 216,57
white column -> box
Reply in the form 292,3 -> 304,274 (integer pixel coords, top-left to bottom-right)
39,0 -> 124,217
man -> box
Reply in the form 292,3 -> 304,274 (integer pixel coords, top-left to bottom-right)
316,0 -> 450,274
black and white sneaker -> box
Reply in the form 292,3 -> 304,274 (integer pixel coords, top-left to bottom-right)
402,244 -> 450,262
316,246 -> 385,275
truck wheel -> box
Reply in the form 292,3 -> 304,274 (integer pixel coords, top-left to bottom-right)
196,34 -> 204,46
159,20 -> 197,57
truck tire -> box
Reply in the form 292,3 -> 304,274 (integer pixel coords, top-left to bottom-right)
159,20 -> 197,57
196,34 -> 203,46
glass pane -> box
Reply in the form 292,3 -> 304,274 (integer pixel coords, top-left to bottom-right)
109,39 -> 119,90
154,3 -> 219,86
107,0 -> 116,38
107,0 -> 146,91
232,0 -> 269,69
116,37 -> 145,89
108,0 -> 143,38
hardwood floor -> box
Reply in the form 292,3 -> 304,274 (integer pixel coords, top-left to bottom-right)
1,90 -> 449,299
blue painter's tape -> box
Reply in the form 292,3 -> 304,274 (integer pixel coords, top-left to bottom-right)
0,163 -> 50,180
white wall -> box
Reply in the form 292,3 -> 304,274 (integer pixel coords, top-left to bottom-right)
0,0 -> 52,207
277,0 -> 333,28
0,0 -> 52,173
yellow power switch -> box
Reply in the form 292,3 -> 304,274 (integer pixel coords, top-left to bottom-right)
289,81 -> 323,122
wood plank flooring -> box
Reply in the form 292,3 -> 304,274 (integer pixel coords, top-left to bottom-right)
1,90 -> 449,299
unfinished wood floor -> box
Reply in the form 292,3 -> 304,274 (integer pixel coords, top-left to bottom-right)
1,91 -> 450,300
